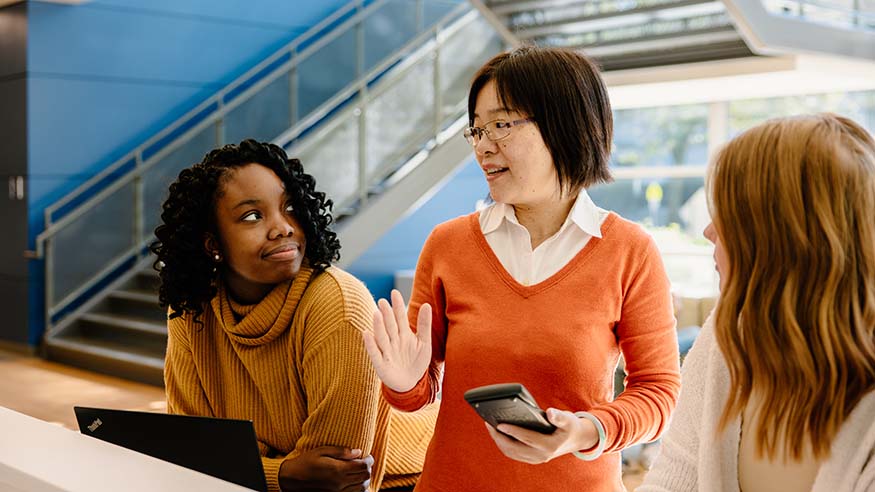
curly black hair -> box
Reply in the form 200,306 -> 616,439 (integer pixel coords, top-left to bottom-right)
150,139 -> 341,321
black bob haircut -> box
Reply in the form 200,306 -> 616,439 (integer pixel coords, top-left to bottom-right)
467,46 -> 614,195
150,139 -> 340,321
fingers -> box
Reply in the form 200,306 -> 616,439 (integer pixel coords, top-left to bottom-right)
495,423 -> 546,448
363,330 -> 384,373
315,445 -> 361,460
362,332 -> 383,368
416,303 -> 433,348
485,423 -> 527,457
337,460 -> 371,492
341,461 -> 371,481
370,309 -> 391,355
485,423 -> 548,465
545,408 -> 576,430
390,289 -> 409,334
378,298 -> 399,345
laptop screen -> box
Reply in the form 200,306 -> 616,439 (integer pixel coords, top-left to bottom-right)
73,406 -> 268,492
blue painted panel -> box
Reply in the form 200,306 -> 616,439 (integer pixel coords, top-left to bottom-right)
28,2 -> 308,84
82,0 -> 350,26
27,76 -> 208,209
347,158 -> 488,300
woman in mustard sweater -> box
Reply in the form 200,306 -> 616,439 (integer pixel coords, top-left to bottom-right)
151,140 -> 434,492
364,46 -> 681,491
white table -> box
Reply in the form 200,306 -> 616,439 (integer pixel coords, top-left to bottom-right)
0,406 -> 253,492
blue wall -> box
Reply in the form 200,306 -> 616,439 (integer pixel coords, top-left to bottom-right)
24,0 -> 466,344
27,0 -> 350,228
347,158 -> 488,301
25,0 -> 350,344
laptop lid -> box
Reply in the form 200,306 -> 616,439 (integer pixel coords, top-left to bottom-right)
73,406 -> 268,492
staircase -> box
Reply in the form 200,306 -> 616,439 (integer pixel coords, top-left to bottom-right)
478,0 -> 875,70
36,1 -> 502,386
481,0 -> 755,70
45,263 -> 166,385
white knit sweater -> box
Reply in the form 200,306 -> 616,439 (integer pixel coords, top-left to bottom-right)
639,316 -> 875,492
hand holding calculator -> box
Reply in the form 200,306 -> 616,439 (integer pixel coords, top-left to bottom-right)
463,383 -> 557,434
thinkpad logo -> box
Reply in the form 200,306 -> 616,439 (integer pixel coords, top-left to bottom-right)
87,418 -> 102,432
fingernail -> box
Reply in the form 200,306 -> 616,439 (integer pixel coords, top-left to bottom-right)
351,448 -> 362,456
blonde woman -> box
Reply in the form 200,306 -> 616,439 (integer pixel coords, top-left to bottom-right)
639,113 -> 875,492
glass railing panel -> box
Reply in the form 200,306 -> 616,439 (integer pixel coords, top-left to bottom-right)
292,116 -> 360,210
365,56 -> 435,180
364,0 -> 419,71
224,73 -> 293,144
424,0 -> 466,26
51,181 -> 136,306
142,126 -> 218,237
298,28 -> 358,119
439,16 -> 503,122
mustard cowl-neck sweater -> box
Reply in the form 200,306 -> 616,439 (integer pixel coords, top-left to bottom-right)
165,266 -> 433,491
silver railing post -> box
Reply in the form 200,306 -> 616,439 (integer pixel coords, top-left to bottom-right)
432,26 -> 443,139
289,46 -> 299,129
356,0 -> 369,206
215,99 -> 226,147
134,150 -> 145,258
45,236 -> 54,332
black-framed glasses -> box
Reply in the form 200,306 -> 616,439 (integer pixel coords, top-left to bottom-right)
463,117 -> 535,146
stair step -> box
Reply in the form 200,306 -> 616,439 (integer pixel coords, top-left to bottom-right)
80,312 -> 167,337
110,289 -> 159,305
132,268 -> 161,291
103,287 -> 165,323
44,335 -> 165,387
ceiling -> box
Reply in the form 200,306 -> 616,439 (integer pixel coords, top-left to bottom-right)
605,53 -> 875,109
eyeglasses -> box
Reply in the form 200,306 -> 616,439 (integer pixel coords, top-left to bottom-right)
463,117 -> 535,146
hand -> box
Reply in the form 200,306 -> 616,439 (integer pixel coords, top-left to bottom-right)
363,289 -> 432,393
484,408 -> 600,464
278,446 -> 374,492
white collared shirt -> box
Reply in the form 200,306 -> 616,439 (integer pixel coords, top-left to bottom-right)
478,191 -> 610,286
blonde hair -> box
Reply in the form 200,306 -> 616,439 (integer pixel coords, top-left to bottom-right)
708,113 -> 875,460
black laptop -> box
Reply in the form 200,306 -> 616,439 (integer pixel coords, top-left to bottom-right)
73,406 -> 268,492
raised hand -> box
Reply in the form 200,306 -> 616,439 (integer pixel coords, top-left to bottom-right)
278,446 -> 374,492
363,289 -> 432,393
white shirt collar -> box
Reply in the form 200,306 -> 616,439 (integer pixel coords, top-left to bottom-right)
479,190 -> 603,238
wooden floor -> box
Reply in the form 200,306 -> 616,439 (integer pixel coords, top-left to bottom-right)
0,348 -> 165,429
0,347 -> 646,489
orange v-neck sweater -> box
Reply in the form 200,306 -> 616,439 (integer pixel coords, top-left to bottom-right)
383,212 -> 681,492
165,266 -> 435,492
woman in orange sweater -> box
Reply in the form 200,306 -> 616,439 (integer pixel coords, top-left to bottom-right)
364,46 -> 681,491
151,140 -> 434,492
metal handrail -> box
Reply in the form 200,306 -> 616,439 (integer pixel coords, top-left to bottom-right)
276,6 -> 474,149
276,10 -> 485,217
34,0 -> 388,257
